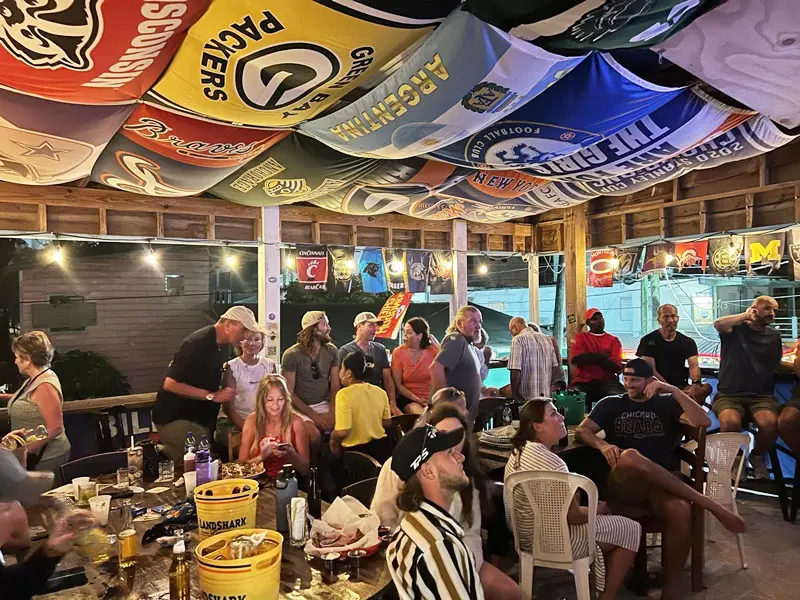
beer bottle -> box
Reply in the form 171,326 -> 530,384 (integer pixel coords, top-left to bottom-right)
169,539 -> 191,600
118,499 -> 137,567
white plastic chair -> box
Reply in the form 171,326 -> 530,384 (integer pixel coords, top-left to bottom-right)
506,470 -> 598,600
705,432 -> 748,569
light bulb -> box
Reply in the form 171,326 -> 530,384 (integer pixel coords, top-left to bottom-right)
345,259 -> 354,270
145,250 -> 158,266
51,247 -> 64,264
728,245 -> 738,258
225,254 -> 237,268
388,260 -> 404,275
285,255 -> 295,269
477,264 -> 488,275
610,257 -> 620,269
665,254 -> 676,265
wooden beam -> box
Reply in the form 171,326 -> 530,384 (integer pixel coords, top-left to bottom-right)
659,206 -> 668,238
759,155 -> 769,187
482,234 -> 490,252
155,212 -> 164,238
386,227 -> 393,247
450,220 -> 468,322
279,205 -> 451,232
206,215 -> 215,241
699,201 -> 708,234
311,220 -> 321,244
253,217 -> 261,242
98,207 -> 107,235
564,204 -> 587,380
349,225 -> 358,246
745,193 -> 754,229
620,213 -> 628,242
794,185 -> 800,223
420,229 -> 426,248
37,204 -> 47,232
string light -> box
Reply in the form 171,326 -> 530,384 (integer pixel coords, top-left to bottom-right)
285,255 -> 295,269
388,259 -> 404,275
144,244 -> 158,266
477,264 -> 488,275
610,257 -> 620,269
225,254 -> 238,268
50,245 -> 64,265
345,259 -> 355,270
665,254 -> 676,265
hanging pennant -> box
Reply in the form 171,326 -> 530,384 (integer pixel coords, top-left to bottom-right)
359,248 -> 389,294
615,246 -> 644,278
708,236 -> 744,275
642,242 -> 676,272
588,249 -> 616,288
405,251 -> 431,293
675,241 -> 709,272
327,246 -> 356,294
429,250 -> 455,294
295,245 -> 328,292
745,233 -> 785,275
375,293 -> 413,341
383,248 -> 408,292
789,229 -> 800,281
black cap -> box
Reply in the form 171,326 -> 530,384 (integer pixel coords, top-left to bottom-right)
391,424 -> 464,482
623,358 -> 654,378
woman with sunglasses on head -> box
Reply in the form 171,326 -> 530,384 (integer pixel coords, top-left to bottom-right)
239,375 -> 309,478
391,317 -> 439,416
214,330 -> 278,452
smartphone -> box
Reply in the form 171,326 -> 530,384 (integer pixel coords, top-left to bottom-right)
276,443 -> 292,451
29,525 -> 48,541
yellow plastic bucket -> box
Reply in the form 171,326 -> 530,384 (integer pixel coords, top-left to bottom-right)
194,479 -> 259,540
196,529 -> 283,600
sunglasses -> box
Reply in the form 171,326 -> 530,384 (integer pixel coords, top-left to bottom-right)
310,362 -> 321,379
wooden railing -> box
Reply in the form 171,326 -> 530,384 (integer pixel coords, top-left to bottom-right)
0,392 -> 157,423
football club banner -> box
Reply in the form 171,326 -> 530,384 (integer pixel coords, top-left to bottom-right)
745,233 -> 785,275
789,229 -> 800,281
296,245 -> 329,292
615,246 -> 644,278
429,250 -> 454,294
375,292 -> 413,341
642,242 -> 676,272
0,87 -> 132,185
588,249 -> 616,288
431,53 -> 683,169
147,0 -> 454,127
464,0 -> 714,52
405,250 -> 431,293
210,133 -> 379,207
299,9 -> 586,159
675,241 -> 708,272
526,88 -> 755,182
383,248 -> 408,292
708,236 -> 743,275
327,246 -> 356,294
359,248 -> 389,294
92,104 -> 287,196
656,0 -> 800,129
0,0 -> 210,104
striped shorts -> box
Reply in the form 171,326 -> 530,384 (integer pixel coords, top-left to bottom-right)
569,515 -> 641,592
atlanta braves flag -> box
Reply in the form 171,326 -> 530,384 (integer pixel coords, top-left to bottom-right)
745,233 -> 785,275
300,9 -> 586,159
615,246 -> 644,279
383,248 -> 408,293
0,87 -> 132,185
0,0 -> 210,104
405,251 -> 431,293
359,248 -> 389,294
429,250 -> 454,294
148,0 -> 453,127
674,241 -> 708,272
431,52 -> 683,169
375,293 -> 413,341
588,249 -> 616,288
708,236 -> 743,275
327,246 -> 356,294
642,242 -> 676,273
92,104 -> 287,196
296,245 -> 329,292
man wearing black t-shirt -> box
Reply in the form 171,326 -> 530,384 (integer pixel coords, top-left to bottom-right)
153,306 -> 265,460
637,304 -> 712,404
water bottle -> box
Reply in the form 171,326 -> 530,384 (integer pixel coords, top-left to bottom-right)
196,435 -> 211,486
502,401 -> 513,426
184,432 -> 196,454
183,432 -> 196,473
275,464 -> 298,532
308,467 -> 322,519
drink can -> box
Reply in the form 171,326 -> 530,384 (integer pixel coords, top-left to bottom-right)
119,529 -> 137,565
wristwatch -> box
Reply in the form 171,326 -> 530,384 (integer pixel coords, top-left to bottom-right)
205,393 -> 214,401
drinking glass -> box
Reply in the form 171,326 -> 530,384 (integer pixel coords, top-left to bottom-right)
72,476 -> 90,501
127,467 -> 143,489
287,502 -> 309,547
88,495 -> 111,526
158,460 -> 175,482
78,481 -> 98,506
116,468 -> 130,488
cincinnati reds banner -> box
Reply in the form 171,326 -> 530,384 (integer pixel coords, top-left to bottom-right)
375,292 -> 413,341
210,133 -> 379,207
405,250 -> 431,293
147,0 -> 453,127
745,233 -> 785,275
526,88 -> 754,182
296,245 -> 329,292
0,87 -> 132,185
674,241 -> 708,272
656,0 -> 800,129
642,242 -> 676,273
431,53 -> 683,168
327,245 -> 355,294
708,235 -> 743,275
0,0 -> 210,104
464,0 -> 714,52
300,9 -> 586,159
588,249 -> 616,288
92,104 -> 286,196
359,247 -> 389,294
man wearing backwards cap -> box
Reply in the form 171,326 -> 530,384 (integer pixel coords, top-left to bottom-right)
282,311 -> 340,444
153,306 -> 266,460
576,358 -> 745,600
386,423 -> 484,600
337,312 -> 401,416
569,308 -> 624,411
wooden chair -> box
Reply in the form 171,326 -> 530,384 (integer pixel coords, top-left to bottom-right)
388,414 -> 417,445
228,431 -> 242,463
60,450 -> 128,484
342,451 -> 381,488
342,477 -> 379,507
629,423 -> 706,595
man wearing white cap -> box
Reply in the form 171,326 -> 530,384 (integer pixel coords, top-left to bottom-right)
282,311 -> 341,444
153,306 -> 265,460
337,312 -> 400,416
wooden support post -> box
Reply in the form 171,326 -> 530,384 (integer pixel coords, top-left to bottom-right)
482,233 -> 490,252
699,201 -> 708,234
659,206 -> 667,238
206,215 -> 215,240
745,193 -> 754,229
155,212 -> 164,238
386,227 -> 393,247
450,219 -> 468,323
258,206 -> 281,363
37,204 -> 47,232
564,204 -> 587,379
527,254 -> 540,325
794,185 -> 800,223
311,220 -> 321,244
98,207 -> 107,235
759,154 -> 769,187
620,213 -> 628,242
420,229 -> 426,249
349,225 -> 357,246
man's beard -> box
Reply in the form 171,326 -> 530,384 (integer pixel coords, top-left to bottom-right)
316,331 -> 332,344
440,471 -> 470,493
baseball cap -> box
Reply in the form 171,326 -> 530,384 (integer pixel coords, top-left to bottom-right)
220,306 -> 266,334
623,358 -> 654,378
300,310 -> 326,331
0,449 -> 54,506
391,424 -> 464,482
584,308 -> 602,322
353,311 -> 383,327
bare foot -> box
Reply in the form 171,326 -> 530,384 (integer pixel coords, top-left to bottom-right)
711,505 -> 746,533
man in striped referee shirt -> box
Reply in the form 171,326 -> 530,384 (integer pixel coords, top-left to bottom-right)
386,424 -> 484,600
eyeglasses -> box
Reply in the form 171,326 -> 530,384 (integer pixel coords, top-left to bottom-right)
310,362 -> 321,379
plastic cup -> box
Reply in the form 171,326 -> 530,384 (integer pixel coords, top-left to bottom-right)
210,459 -> 220,481
116,468 -> 130,488
184,471 -> 197,494
78,481 -> 98,506
72,477 -> 90,501
88,495 -> 111,526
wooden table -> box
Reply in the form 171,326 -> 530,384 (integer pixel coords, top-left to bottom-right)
28,479 -> 391,599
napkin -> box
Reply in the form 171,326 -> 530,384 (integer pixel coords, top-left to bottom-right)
304,496 -> 379,557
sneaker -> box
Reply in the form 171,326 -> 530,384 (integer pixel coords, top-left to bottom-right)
749,453 -> 770,481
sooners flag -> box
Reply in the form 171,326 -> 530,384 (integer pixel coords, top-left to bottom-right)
375,293 -> 413,340
674,241 -> 708,272
588,249 -> 616,288
0,0 -> 210,103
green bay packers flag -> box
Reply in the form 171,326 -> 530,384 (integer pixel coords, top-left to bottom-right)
147,0 -> 453,127
745,233 -> 785,275
300,9 -> 586,159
